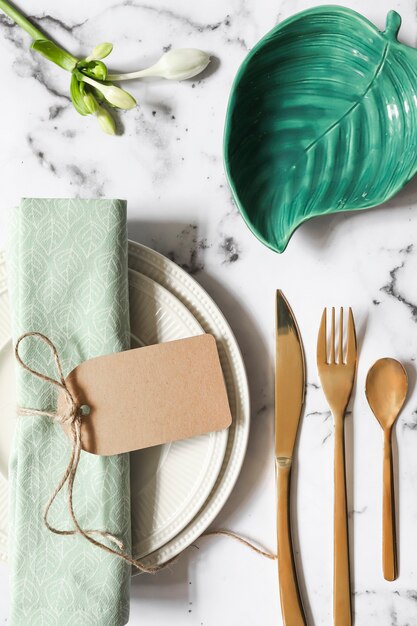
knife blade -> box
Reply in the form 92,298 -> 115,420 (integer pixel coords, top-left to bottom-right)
275,289 -> 306,626
275,290 -> 306,460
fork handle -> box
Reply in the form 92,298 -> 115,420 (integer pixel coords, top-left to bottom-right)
382,428 -> 397,581
334,418 -> 351,626
276,459 -> 306,626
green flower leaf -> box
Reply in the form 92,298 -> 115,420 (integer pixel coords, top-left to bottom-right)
31,39 -> 77,71
83,91 -> 99,114
91,87 -> 106,104
88,42 -> 113,61
78,60 -> 108,81
70,74 -> 90,116
224,7 -> 417,252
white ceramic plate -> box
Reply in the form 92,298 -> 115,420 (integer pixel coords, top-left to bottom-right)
128,270 -> 228,557
127,242 -> 250,569
0,256 -> 228,561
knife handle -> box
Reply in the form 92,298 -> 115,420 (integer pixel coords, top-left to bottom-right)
276,459 -> 306,626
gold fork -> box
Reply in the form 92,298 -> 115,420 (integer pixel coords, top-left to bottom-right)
317,307 -> 357,626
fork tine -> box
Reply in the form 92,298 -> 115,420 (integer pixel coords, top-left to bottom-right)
317,308 -> 327,364
346,307 -> 357,365
330,307 -> 335,364
338,307 -> 344,364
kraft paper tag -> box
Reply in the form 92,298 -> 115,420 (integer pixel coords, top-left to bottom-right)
58,334 -> 232,455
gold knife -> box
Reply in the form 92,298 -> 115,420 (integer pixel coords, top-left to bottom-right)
275,290 -> 306,626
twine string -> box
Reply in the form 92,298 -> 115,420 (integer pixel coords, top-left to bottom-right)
201,530 -> 276,560
15,332 -> 276,574
15,332 -> 161,573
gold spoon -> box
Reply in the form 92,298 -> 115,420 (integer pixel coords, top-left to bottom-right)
365,358 -> 408,581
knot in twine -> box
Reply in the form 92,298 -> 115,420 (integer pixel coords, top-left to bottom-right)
15,332 -> 161,574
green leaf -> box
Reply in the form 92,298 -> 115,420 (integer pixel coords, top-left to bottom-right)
224,7 -> 417,252
31,39 -> 77,71
83,91 -> 99,114
78,60 -> 108,81
92,87 -> 106,104
70,74 -> 90,116
89,42 -> 113,60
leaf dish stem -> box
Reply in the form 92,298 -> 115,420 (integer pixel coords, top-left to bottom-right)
383,10 -> 401,41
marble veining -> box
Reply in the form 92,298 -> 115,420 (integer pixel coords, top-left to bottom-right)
380,245 -> 417,322
165,223 -> 210,274
220,236 -> 240,263
2,0 -> 417,625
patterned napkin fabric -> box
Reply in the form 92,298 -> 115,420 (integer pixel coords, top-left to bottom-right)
7,199 -> 131,625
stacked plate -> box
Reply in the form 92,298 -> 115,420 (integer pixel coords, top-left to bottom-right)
0,241 -> 250,569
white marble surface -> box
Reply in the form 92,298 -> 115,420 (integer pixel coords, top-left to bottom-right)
1,0 -> 417,624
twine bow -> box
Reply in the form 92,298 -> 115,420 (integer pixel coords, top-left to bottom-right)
15,332 -> 161,573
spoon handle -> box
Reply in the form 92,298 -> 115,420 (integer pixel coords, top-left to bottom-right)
382,429 -> 397,581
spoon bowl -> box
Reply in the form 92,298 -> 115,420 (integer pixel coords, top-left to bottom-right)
365,358 -> 407,430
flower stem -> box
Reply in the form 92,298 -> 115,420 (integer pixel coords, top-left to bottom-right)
108,68 -> 154,81
0,0 -> 45,41
78,74 -> 99,89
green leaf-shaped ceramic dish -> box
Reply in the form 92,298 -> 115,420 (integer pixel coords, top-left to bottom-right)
224,6 -> 417,253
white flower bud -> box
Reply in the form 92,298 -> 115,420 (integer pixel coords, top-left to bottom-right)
100,84 -> 137,109
96,106 -> 116,135
80,75 -> 137,110
151,48 -> 210,80
107,48 -> 211,82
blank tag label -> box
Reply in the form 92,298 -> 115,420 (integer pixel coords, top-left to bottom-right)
58,334 -> 232,455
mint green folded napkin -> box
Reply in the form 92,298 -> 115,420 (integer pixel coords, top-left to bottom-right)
7,198 -> 131,625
